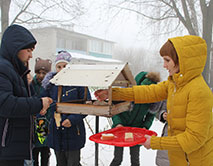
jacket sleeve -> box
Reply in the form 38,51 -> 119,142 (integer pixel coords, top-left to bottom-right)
153,100 -> 167,123
151,135 -> 182,151
0,73 -> 42,118
112,114 -> 123,127
112,81 -> 168,103
142,112 -> 155,129
40,88 -> 50,98
133,81 -> 168,104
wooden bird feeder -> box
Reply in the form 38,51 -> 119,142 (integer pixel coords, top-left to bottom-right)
50,62 -> 136,117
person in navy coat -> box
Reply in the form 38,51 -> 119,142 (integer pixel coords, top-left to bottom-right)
41,51 -> 91,166
0,24 -> 52,166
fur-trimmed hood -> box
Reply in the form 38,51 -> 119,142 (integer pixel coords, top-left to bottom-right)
135,71 -> 160,85
146,72 -> 160,83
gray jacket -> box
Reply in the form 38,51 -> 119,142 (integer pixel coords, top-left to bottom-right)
148,100 -> 169,166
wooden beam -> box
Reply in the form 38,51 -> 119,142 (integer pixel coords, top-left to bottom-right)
122,63 -> 136,86
56,102 -> 131,117
112,80 -> 129,86
57,86 -> 62,102
108,86 -> 112,106
57,103 -> 111,117
110,101 -> 131,116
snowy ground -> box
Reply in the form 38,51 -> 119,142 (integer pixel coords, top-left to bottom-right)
49,116 -> 164,166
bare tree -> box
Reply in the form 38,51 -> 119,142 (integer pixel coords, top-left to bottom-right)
107,0 -> 213,86
113,45 -> 167,80
0,0 -> 86,33
0,0 -> 12,33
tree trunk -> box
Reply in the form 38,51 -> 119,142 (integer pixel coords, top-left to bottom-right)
202,1 -> 213,85
1,0 -> 11,34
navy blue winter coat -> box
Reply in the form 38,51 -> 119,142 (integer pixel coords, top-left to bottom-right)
0,25 -> 43,160
41,72 -> 91,151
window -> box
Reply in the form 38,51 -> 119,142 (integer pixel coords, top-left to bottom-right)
57,38 -> 65,49
103,42 -> 113,55
89,40 -> 102,53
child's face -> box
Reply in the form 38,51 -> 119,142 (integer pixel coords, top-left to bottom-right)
55,62 -> 67,73
36,69 -> 47,83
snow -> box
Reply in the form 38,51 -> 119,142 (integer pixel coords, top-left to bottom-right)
69,52 -> 122,63
49,117 -> 164,166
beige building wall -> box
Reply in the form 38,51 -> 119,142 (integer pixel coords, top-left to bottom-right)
28,27 -> 115,76
30,28 -> 57,75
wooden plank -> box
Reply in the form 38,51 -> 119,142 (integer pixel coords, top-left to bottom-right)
55,86 -> 63,127
115,72 -> 126,81
112,80 -> 129,86
110,101 -> 131,116
57,86 -> 62,102
108,86 -> 112,106
56,102 -> 131,117
56,103 -> 111,117
122,64 -> 136,86
54,112 -> 61,128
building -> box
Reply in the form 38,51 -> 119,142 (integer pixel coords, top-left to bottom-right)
30,26 -> 117,73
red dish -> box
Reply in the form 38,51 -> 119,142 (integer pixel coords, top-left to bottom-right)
89,127 -> 157,147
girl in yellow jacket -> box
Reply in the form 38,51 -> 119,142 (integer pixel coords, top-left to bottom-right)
95,35 -> 213,166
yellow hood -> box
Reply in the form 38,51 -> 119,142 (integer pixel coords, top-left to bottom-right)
169,35 -> 207,87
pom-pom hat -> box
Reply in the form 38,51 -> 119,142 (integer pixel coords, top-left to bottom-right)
55,51 -> 72,65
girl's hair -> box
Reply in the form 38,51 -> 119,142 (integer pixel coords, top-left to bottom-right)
160,40 -> 179,66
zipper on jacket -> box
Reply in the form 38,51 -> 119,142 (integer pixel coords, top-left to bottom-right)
1,119 -> 9,147
173,81 -> 176,94
169,81 -> 176,135
174,86 -> 176,93
63,88 -> 77,97
185,153 -> 190,165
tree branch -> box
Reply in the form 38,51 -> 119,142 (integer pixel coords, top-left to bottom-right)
10,0 -> 33,25
110,4 -> 176,21
186,0 -> 199,35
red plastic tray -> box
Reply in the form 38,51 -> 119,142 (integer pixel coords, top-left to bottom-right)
89,127 -> 157,147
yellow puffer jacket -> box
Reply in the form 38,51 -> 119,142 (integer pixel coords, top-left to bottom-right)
112,35 -> 213,166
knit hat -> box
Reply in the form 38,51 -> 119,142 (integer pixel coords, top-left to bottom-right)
55,51 -> 72,65
35,57 -> 52,73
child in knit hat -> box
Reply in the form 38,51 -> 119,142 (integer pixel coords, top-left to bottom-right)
55,50 -> 72,73
41,50 -> 91,166
34,58 -> 52,86
31,57 -> 52,166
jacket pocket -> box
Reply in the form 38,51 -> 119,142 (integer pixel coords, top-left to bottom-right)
1,119 -> 9,147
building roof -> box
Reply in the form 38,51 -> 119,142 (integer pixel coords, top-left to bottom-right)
70,52 -> 121,63
31,26 -> 115,43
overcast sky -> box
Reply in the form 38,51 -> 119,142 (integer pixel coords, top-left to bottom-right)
73,0 -> 169,50
8,0 -> 182,51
